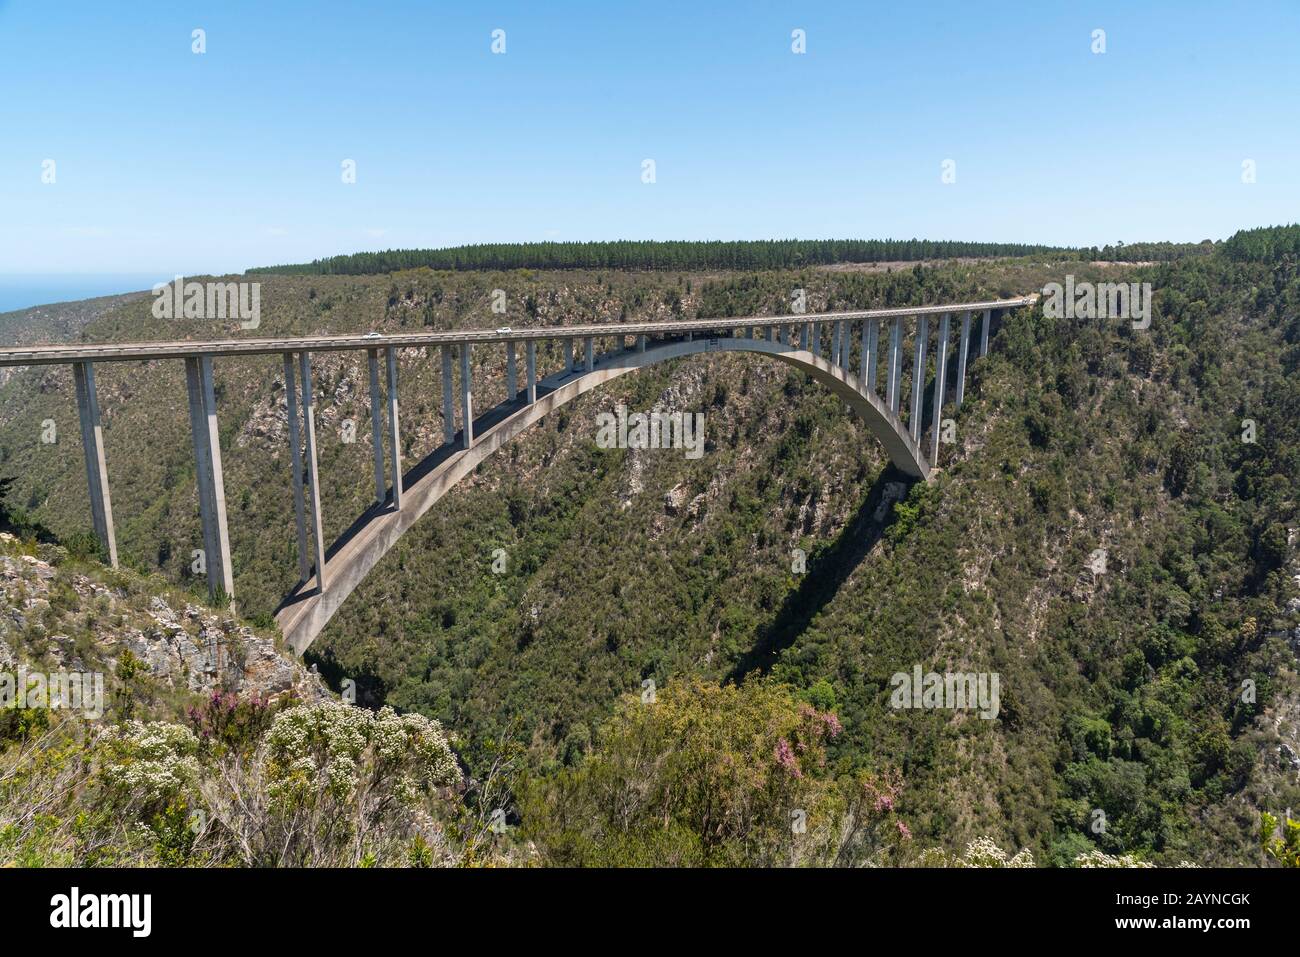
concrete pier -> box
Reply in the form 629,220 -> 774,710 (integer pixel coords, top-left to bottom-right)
385,347 -> 402,509
72,361 -> 117,567
863,320 -> 878,392
526,341 -> 537,403
367,350 -> 385,505
886,318 -> 902,412
297,352 -> 327,592
955,311 -> 972,408
282,354 -> 310,582
910,316 -> 928,441
460,343 -> 474,448
185,356 -> 235,600
441,344 -> 455,444
931,313 -> 951,464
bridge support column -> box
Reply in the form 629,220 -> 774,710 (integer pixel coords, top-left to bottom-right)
296,352 -> 327,592
282,355 -> 310,582
385,347 -> 402,509
525,341 -> 537,403
636,335 -> 647,352
780,324 -> 790,347
810,323 -> 821,359
931,313 -> 951,464
980,309 -> 992,356
767,325 -> 776,342
185,356 -> 235,600
506,341 -> 517,401
862,320 -> 877,391
910,316 -> 928,441
460,344 -> 474,448
886,318 -> 901,412
584,336 -> 594,373
564,338 -> 574,373
367,350 -> 386,506
441,344 -> 455,444
955,311 -> 972,408
799,323 -> 809,350
831,320 -> 842,366
72,361 -> 117,567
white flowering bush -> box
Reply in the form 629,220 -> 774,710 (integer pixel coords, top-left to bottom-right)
264,702 -> 458,810
97,720 -> 201,811
958,837 -> 1035,868
914,836 -> 1035,868
5,702 -> 470,867
1073,849 -> 1153,868
1073,849 -> 1195,868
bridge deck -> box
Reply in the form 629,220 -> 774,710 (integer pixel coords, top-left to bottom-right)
0,297 -> 1035,367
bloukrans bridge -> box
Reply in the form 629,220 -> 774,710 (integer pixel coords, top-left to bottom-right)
0,296 -> 1034,653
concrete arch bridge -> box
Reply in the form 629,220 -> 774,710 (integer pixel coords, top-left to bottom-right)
0,297 -> 1034,653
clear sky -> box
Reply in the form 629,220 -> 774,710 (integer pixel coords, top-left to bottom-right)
0,0 -> 1296,276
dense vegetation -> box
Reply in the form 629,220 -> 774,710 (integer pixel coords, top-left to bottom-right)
1221,224 -> 1300,263
2,229 -> 1298,866
247,238 -> 1077,275
1091,240 -> 1217,262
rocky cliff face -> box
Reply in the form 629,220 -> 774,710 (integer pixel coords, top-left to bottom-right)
0,532 -> 328,717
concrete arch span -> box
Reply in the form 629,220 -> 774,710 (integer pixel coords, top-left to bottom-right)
275,335 -> 929,653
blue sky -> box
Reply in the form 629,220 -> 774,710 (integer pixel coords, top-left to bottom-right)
0,0 -> 1296,276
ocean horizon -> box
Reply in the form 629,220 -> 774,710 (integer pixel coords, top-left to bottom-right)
0,274 -> 164,314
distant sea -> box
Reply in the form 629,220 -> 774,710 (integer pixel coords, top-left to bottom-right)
0,274 -> 161,313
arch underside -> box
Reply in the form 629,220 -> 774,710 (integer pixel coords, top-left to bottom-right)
275,336 -> 930,654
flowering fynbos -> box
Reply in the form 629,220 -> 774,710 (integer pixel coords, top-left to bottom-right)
264,702 -> 458,809
774,738 -> 801,778
98,720 -> 202,808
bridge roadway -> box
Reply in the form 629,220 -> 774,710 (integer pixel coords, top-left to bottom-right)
0,296 -> 1035,652
0,298 -> 1033,367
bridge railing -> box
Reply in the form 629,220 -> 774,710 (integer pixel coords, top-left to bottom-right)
0,297 -> 1034,604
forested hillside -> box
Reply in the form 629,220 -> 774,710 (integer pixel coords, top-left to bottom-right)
248,238 -> 1076,275
1,235 -> 1296,866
